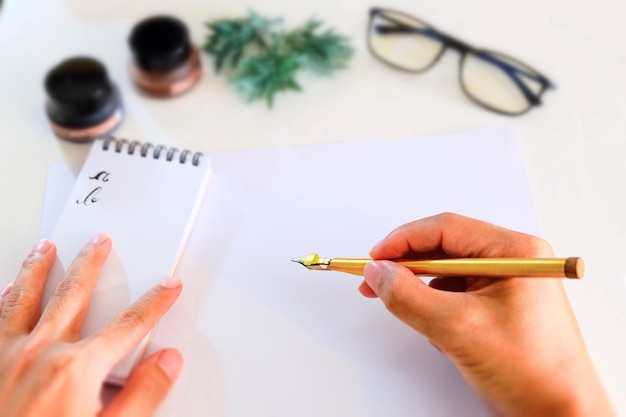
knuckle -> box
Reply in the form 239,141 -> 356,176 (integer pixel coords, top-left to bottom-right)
115,303 -> 150,331
435,212 -> 461,225
19,253 -> 48,276
4,287 -> 32,307
0,287 -> 41,324
438,211 -> 457,221
47,349 -> 77,371
510,234 -> 554,257
0,339 -> 38,381
54,275 -> 90,299
43,294 -> 71,323
20,337 -> 46,363
10,333 -> 54,369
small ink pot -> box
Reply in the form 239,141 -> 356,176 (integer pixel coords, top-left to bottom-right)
128,16 -> 202,97
44,57 -> 123,142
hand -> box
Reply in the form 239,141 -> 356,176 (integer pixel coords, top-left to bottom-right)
0,234 -> 183,417
359,213 -> 614,417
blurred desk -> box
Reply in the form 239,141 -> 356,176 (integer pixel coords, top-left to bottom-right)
1,0 -> 625,415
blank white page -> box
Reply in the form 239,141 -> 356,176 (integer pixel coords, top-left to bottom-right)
162,126 -> 540,417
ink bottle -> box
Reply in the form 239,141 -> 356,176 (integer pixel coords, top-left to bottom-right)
44,57 -> 123,142
129,16 -> 202,97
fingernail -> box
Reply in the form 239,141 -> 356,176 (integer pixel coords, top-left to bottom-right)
156,349 -> 183,380
363,261 -> 385,295
0,283 -> 13,300
32,239 -> 52,254
160,276 -> 182,289
90,233 -> 109,245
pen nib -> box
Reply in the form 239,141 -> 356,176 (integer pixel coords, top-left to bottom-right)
291,253 -> 331,270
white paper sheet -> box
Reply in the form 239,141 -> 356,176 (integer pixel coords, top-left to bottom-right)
42,126 -> 539,416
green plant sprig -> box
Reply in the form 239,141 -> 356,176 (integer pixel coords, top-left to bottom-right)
284,20 -> 353,74
203,11 -> 353,107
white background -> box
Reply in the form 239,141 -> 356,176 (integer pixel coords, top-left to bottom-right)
1,0 -> 625,415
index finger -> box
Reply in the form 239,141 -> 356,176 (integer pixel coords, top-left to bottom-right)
369,212 -> 553,260
87,276 -> 182,369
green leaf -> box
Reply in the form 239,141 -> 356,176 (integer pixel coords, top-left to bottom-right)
203,11 -> 279,72
203,11 -> 353,106
286,19 -> 354,75
232,39 -> 302,107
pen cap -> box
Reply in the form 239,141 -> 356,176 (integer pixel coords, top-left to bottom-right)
44,57 -> 121,129
129,16 -> 192,73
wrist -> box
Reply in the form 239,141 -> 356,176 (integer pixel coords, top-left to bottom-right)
501,367 -> 615,417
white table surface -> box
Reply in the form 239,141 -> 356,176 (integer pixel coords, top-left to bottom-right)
1,0 -> 625,415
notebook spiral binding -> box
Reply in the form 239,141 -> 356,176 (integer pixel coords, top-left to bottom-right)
102,136 -> 203,166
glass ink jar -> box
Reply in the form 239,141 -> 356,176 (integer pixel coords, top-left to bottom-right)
128,16 -> 202,97
44,57 -> 123,142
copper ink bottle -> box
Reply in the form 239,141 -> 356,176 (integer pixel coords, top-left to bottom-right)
44,57 -> 123,142
128,16 -> 202,97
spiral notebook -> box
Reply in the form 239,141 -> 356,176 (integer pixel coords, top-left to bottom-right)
42,137 -> 213,384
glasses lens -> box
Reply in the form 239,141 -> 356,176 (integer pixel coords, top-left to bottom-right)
461,51 -> 545,114
368,10 -> 444,71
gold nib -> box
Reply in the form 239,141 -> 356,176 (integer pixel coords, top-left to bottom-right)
291,253 -> 332,270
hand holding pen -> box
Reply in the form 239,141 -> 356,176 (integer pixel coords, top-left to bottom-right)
303,213 -> 615,417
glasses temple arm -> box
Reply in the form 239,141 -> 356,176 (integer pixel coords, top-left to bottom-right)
373,24 -> 445,42
373,12 -> 473,48
476,52 -> 553,105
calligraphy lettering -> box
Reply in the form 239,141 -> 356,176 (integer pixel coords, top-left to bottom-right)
76,186 -> 102,206
89,171 -> 110,182
76,170 -> 111,206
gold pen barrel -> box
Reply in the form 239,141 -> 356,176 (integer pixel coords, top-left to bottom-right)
329,257 -> 584,278
328,258 -> 375,276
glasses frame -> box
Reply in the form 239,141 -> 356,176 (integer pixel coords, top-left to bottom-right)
367,8 -> 555,116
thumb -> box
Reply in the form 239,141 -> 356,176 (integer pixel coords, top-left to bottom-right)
363,261 -> 453,335
101,349 -> 183,417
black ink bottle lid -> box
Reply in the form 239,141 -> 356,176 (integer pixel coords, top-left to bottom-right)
44,57 -> 123,142
128,16 -> 202,97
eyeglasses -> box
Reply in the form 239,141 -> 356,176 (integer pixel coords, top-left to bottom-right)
367,8 -> 555,116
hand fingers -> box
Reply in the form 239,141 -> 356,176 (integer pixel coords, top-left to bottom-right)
369,212 -> 553,260
0,239 -> 56,336
89,277 -> 182,369
100,348 -> 183,417
37,234 -> 111,340
358,280 -> 378,298
363,261 -> 461,336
